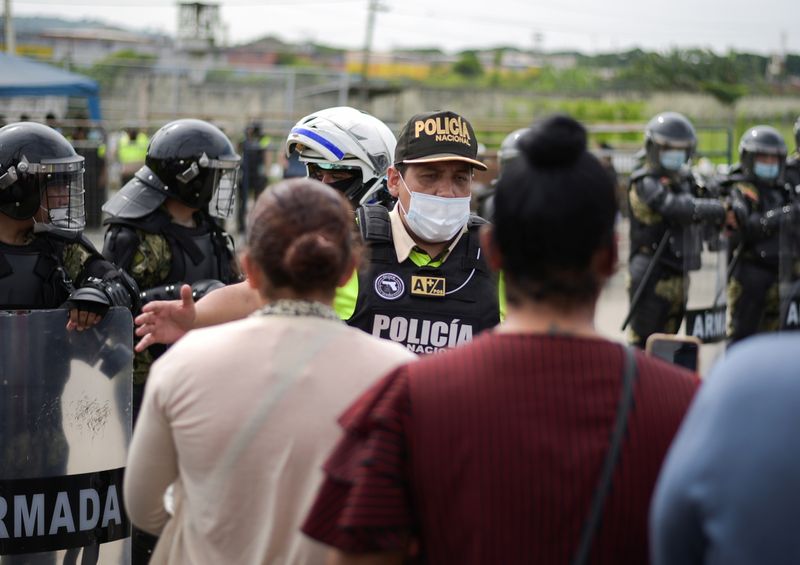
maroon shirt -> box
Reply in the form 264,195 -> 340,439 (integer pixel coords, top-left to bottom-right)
303,333 -> 699,564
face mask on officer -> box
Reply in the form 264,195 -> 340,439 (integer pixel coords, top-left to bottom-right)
39,179 -> 86,231
307,162 -> 362,197
396,171 -> 471,243
659,149 -> 687,171
753,157 -> 780,180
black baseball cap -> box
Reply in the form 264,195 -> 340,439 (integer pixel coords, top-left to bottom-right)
394,110 -> 487,171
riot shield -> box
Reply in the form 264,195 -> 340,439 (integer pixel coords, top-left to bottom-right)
779,209 -> 800,330
682,222 -> 729,370
0,307 -> 133,564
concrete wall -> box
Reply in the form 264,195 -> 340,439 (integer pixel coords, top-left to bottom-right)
91,67 -> 800,140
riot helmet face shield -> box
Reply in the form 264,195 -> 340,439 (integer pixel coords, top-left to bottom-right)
752,155 -> 781,181
38,165 -> 86,230
0,155 -> 86,230
208,166 -> 239,218
173,152 -> 240,218
659,149 -> 688,171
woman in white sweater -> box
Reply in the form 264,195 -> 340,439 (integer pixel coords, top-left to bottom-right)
123,178 -> 416,564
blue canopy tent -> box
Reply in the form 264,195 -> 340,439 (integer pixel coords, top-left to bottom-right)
0,53 -> 101,120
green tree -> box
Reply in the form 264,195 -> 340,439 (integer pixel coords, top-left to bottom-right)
81,50 -> 157,90
489,48 -> 504,87
453,51 -> 483,78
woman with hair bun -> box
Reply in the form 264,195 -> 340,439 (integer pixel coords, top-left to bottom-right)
302,115 -> 699,565
124,178 -> 416,564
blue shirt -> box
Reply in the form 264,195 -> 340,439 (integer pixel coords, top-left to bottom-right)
650,334 -> 800,565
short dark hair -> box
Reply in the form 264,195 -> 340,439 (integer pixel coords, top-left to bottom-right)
494,114 -> 617,306
247,178 -> 358,294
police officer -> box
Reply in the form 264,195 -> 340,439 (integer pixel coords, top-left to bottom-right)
0,122 -> 139,565
131,107 -> 398,344
346,110 -> 500,352
784,117 -> 800,190
724,125 -> 797,342
0,121 -> 138,321
133,110 -> 503,354
626,112 -> 726,347
102,119 -> 242,407
237,121 -> 271,233
117,125 -> 149,185
476,127 -> 529,221
102,119 -> 242,564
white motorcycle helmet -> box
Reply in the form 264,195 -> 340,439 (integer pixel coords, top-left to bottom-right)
285,106 -> 397,206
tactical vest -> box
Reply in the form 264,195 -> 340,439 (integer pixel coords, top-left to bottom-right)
785,154 -> 800,190
166,225 -> 222,283
106,209 -> 239,290
348,205 -> 500,354
0,232 -> 83,310
628,168 -> 702,272
733,178 -> 792,266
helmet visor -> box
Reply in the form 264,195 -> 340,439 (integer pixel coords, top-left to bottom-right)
208,167 -> 238,219
306,161 -> 361,182
41,169 -> 85,231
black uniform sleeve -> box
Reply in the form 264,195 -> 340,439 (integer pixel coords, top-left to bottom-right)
729,187 -> 791,241
785,159 -> 800,191
102,225 -> 141,272
637,176 -> 725,226
65,239 -> 142,314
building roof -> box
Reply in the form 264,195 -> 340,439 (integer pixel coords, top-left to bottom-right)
0,53 -> 101,119
38,28 -> 150,44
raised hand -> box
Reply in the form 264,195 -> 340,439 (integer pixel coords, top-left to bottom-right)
134,284 -> 196,351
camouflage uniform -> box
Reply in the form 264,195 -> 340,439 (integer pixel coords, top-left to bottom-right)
103,209 -> 241,388
725,169 -> 798,341
102,120 -> 242,415
102,118 -> 242,565
102,202 -> 241,565
627,168 -> 725,347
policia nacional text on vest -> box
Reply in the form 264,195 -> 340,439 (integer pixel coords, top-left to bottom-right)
348,205 -> 500,354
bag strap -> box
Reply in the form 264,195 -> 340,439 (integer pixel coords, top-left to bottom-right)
572,345 -> 639,565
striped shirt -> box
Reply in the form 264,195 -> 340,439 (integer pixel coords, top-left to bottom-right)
303,332 -> 699,564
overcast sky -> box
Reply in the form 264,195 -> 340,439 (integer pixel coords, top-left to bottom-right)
12,0 -> 800,55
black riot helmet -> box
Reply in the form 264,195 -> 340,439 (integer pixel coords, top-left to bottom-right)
644,112 -> 697,173
146,119 -> 241,216
739,125 -> 787,182
497,128 -> 530,176
0,122 -> 85,230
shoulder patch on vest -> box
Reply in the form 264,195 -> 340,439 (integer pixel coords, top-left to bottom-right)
411,275 -> 446,297
374,272 -> 404,300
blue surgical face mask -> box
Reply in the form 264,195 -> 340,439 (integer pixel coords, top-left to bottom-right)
396,172 -> 471,243
659,149 -> 687,171
753,161 -> 780,180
